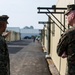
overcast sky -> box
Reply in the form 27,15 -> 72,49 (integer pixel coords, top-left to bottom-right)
0,0 -> 57,29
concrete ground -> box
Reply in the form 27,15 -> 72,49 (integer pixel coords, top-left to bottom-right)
7,39 -> 52,75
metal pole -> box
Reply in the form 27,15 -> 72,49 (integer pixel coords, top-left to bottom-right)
48,17 -> 51,55
64,11 -> 66,31
50,11 -> 66,30
46,14 -> 65,32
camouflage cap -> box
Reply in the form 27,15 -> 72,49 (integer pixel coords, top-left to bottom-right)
0,15 -> 9,24
65,4 -> 75,15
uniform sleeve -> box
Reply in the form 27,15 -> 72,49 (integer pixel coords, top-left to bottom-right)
0,39 -> 5,61
0,36 -> 10,75
57,33 -> 68,56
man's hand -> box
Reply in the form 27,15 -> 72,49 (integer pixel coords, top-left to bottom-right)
61,52 -> 67,58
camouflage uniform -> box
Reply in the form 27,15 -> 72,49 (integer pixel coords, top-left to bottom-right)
0,34 -> 10,75
57,27 -> 75,75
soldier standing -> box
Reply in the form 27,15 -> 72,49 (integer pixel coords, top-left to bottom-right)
0,15 -> 10,75
57,4 -> 75,75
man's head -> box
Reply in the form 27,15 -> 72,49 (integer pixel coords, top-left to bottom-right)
0,15 -> 9,34
65,4 -> 75,26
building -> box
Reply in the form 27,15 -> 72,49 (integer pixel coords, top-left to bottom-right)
6,27 -> 21,41
6,27 -> 41,39
21,29 -> 40,39
40,0 -> 75,75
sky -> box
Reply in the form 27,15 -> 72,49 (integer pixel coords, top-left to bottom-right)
0,0 -> 57,29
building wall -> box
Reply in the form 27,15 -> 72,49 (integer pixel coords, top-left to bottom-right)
5,31 -> 20,42
44,27 -> 48,52
6,27 -> 21,41
42,25 -> 48,52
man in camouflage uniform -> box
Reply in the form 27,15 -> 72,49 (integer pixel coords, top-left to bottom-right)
57,4 -> 75,75
0,15 -> 10,75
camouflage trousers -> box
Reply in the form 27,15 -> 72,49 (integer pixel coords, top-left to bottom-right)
65,62 -> 75,75
0,61 -> 10,75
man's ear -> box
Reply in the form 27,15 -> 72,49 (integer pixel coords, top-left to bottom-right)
67,12 -> 75,24
71,13 -> 75,20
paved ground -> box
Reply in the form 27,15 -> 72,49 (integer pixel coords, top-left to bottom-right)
7,39 -> 52,75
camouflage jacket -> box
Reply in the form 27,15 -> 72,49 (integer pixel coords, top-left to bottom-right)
57,27 -> 75,61
0,34 -> 10,75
